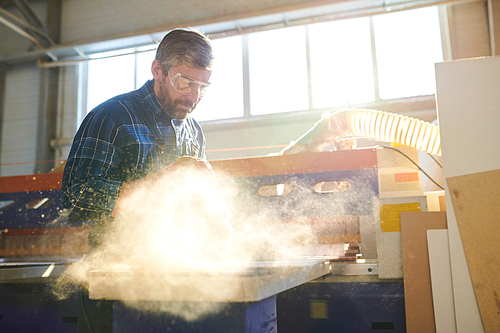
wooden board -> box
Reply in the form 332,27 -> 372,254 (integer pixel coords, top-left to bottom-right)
447,169 -> 500,333
427,229 -> 456,333
400,211 -> 447,333
89,259 -> 330,303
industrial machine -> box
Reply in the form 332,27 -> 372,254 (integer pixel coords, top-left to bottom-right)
0,109 -> 443,332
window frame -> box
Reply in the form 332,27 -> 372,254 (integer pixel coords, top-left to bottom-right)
83,5 -> 445,126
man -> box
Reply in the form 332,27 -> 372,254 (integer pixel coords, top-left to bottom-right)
62,28 -> 216,229
61,28 -> 231,333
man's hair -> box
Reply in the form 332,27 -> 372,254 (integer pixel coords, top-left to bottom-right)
155,28 -> 214,73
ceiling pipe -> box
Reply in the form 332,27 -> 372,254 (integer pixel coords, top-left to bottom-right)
0,6 -> 53,47
12,0 -> 45,29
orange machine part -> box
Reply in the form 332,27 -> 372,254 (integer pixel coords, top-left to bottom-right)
211,149 -> 377,178
0,173 -> 63,194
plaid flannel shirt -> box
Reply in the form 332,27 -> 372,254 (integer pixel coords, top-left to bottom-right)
61,80 -> 206,221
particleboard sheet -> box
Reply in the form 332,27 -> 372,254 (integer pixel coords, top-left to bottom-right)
447,169 -> 500,333
401,211 -> 447,333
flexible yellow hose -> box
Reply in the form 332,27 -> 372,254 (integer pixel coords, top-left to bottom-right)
280,109 -> 441,156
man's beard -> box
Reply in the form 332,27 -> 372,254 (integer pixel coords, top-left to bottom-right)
157,87 -> 196,121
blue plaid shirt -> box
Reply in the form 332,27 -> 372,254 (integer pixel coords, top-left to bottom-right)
61,80 -> 206,221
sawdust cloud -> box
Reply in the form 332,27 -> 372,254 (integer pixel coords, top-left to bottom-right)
51,163 -> 322,321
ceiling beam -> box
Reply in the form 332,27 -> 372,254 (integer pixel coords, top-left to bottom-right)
12,0 -> 44,28
0,3 -> 54,48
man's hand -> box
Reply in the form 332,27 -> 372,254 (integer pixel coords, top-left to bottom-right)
145,156 -> 214,183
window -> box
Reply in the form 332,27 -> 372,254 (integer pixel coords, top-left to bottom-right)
87,51 -> 135,112
248,26 -> 309,115
309,17 -> 375,108
85,6 -> 443,120
373,6 -> 443,99
194,36 -> 244,121
135,48 -> 156,88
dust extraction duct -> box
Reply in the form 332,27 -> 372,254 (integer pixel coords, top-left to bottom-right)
280,109 -> 441,156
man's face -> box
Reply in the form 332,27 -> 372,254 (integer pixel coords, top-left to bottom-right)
152,61 -> 211,120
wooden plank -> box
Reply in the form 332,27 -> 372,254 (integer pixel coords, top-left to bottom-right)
89,259 -> 330,303
427,229 -> 456,333
447,169 -> 500,333
400,211 -> 447,333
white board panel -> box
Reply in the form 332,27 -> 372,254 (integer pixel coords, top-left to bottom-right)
435,56 -> 500,333
427,229 -> 456,333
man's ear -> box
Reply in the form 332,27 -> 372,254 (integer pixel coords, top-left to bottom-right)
151,59 -> 163,80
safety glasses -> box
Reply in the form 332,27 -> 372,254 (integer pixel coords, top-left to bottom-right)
168,67 -> 211,98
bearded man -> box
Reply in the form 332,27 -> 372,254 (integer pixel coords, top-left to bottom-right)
62,28 -> 216,226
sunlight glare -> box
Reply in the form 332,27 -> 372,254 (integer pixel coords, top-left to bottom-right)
373,6 -> 443,99
309,17 -> 375,108
249,26 -> 309,115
